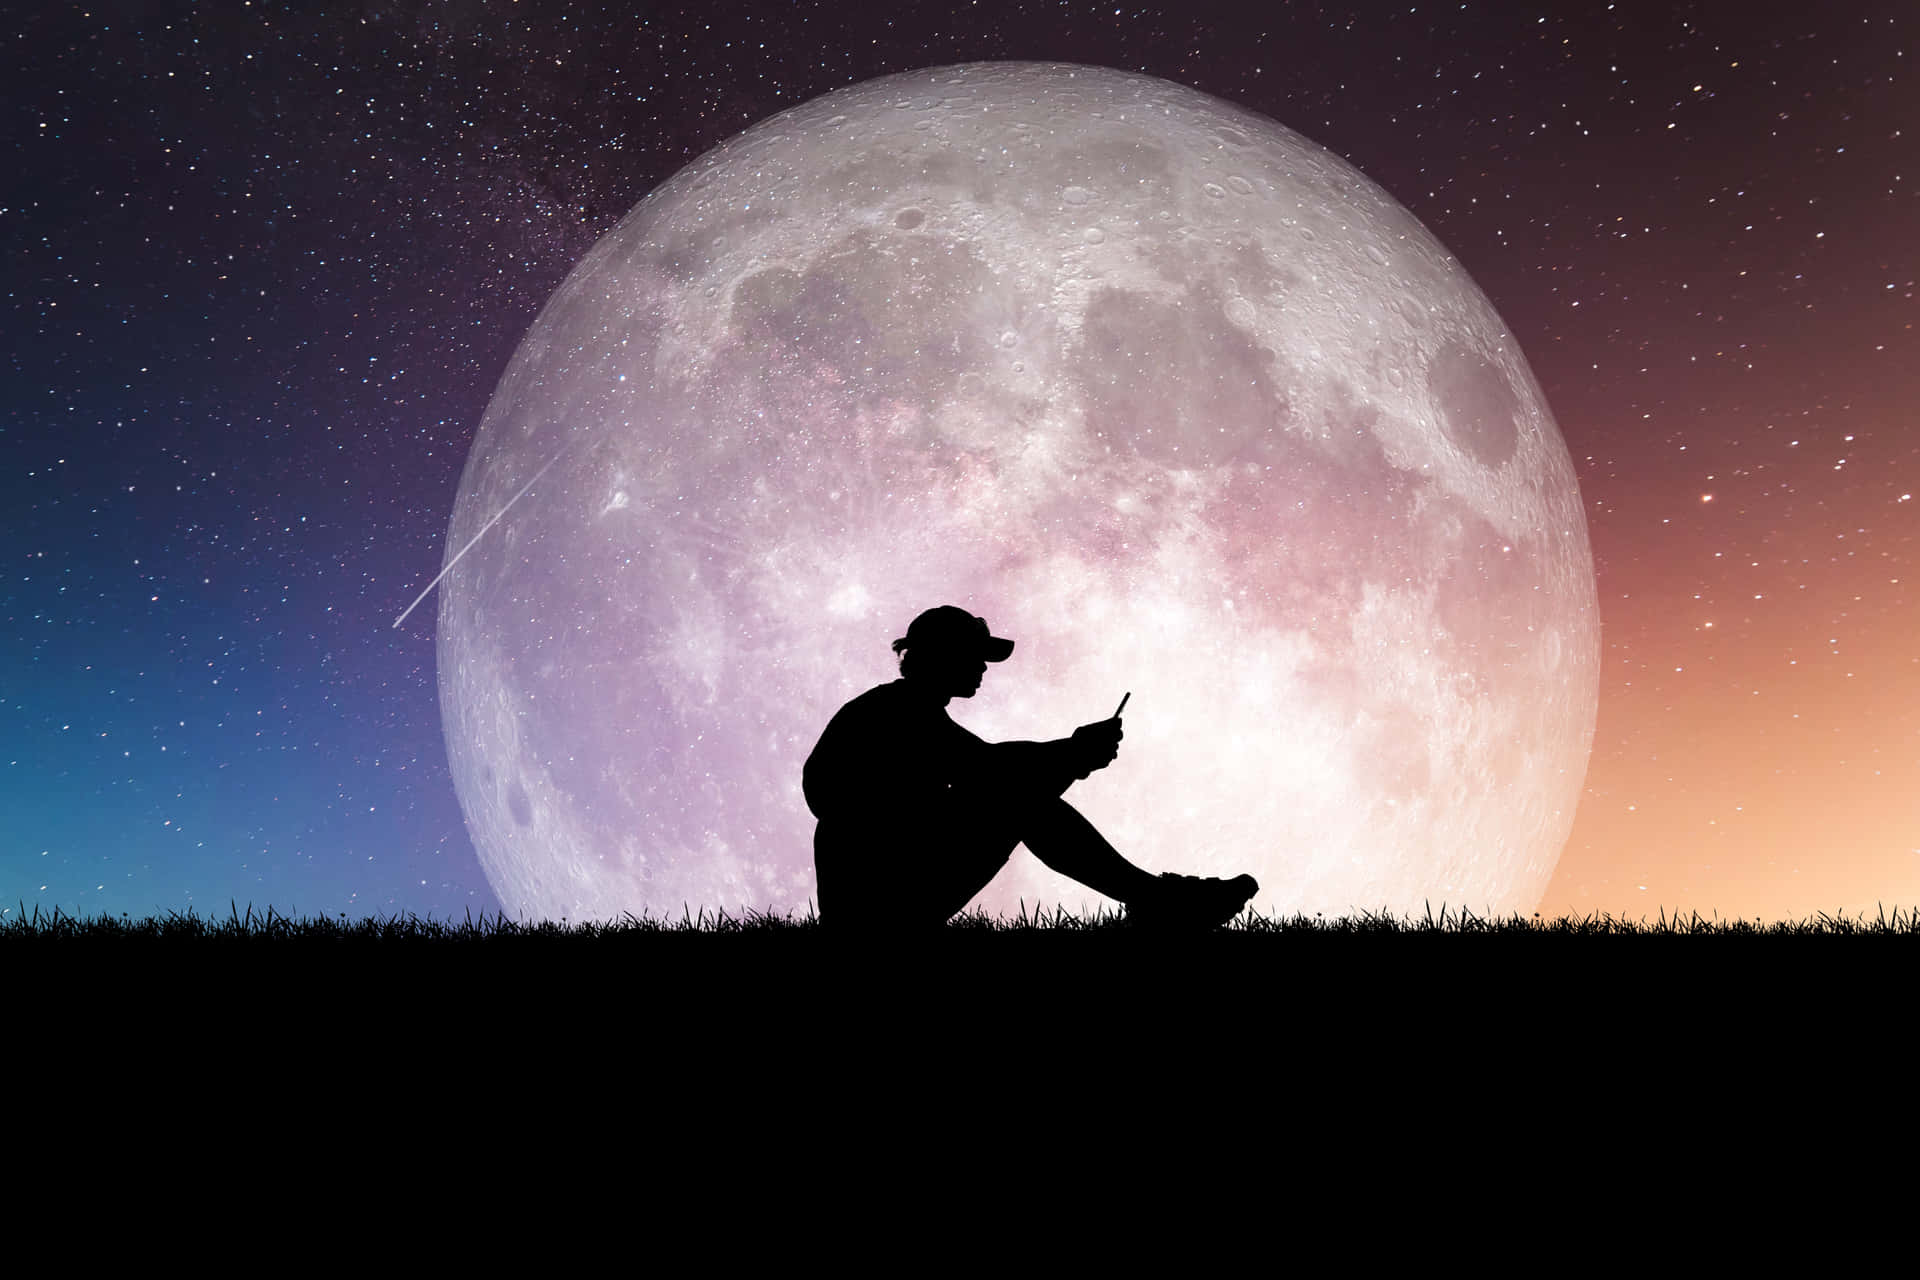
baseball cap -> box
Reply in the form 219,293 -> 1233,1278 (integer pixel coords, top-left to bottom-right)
893,606 -> 1015,662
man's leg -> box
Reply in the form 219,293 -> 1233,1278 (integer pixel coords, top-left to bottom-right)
916,831 -> 1021,924
919,798 -> 1150,921
1021,797 -> 1261,927
919,794 -> 1255,927
1014,796 -> 1159,905
820,825 -> 1017,929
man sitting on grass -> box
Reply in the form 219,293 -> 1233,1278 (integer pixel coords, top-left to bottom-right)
803,605 -> 1258,931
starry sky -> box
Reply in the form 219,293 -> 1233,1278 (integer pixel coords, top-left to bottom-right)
6,1 -> 1913,924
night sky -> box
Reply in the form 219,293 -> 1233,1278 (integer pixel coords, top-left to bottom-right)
7,1 -> 1912,924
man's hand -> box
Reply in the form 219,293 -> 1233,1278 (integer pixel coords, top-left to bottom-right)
1070,716 -> 1124,776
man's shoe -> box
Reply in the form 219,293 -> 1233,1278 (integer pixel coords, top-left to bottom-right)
1123,872 -> 1259,931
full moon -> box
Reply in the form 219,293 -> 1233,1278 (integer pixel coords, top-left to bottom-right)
436,62 -> 1599,924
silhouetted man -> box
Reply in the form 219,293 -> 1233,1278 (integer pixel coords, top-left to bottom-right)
803,605 -> 1258,930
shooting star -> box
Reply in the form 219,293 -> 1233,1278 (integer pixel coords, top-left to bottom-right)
392,439 -> 572,630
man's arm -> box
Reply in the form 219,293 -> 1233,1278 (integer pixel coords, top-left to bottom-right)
988,719 -> 1121,795
988,739 -> 1080,797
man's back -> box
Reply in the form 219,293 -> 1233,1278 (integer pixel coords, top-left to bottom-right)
804,680 -> 984,925
805,680 -> 979,821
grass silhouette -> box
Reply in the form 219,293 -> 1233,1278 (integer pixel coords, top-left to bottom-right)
12,898 -> 1905,1067
6,898 -> 1917,944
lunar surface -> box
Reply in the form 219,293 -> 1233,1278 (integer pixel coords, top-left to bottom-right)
436,62 -> 1600,923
